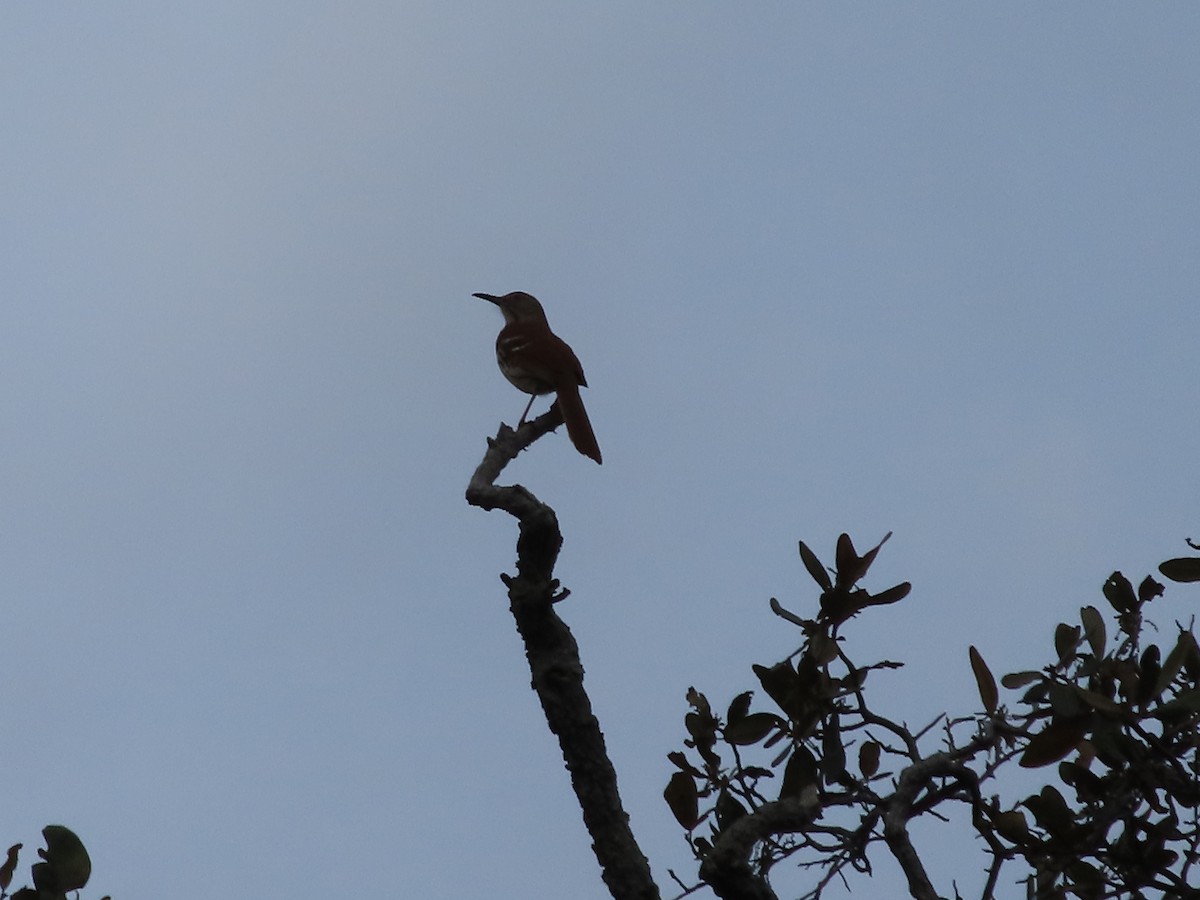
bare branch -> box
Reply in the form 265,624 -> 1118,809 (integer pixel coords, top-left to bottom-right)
466,413 -> 659,900
699,793 -> 821,900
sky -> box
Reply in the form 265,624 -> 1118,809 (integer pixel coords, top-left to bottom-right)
2,4 -> 1198,899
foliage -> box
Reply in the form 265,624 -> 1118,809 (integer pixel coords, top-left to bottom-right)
1,826 -> 106,900
664,535 -> 1200,900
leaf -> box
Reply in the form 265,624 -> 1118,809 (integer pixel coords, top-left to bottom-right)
1048,682 -> 1086,719
1022,785 -> 1075,836
724,713 -> 782,746
1020,680 -> 1049,706
992,809 -> 1030,843
1160,557 -> 1200,583
1154,687 -> 1200,721
798,541 -> 832,590
1102,572 -> 1136,613
763,728 -> 787,749
663,771 -> 700,830
1181,631 -> 1200,680
969,646 -> 999,715
1058,761 -> 1105,801
38,825 -> 91,893
1156,632 -> 1192,699
1020,718 -> 1088,768
1071,686 -> 1123,716
1001,671 -> 1042,689
1138,645 -> 1162,705
753,662 -> 803,720
854,532 -> 892,579
726,691 -> 753,725
769,597 -> 807,628
780,745 -> 819,799
821,713 -> 845,784
866,582 -> 911,608
834,532 -> 892,588
667,751 -> 704,778
1066,859 -> 1104,897
834,533 -> 859,586
807,631 -> 839,665
684,690 -> 720,766
858,740 -> 881,778
714,789 -> 747,829
818,587 -> 856,623
1139,575 -> 1165,603
1079,605 -> 1106,658
1054,623 -> 1081,662
0,844 -> 21,892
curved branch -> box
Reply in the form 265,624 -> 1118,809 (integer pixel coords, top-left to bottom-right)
466,414 -> 659,900
699,793 -> 822,900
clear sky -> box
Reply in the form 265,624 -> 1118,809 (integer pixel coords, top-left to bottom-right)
2,5 -> 1197,899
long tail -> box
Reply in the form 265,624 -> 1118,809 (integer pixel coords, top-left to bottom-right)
554,381 -> 602,464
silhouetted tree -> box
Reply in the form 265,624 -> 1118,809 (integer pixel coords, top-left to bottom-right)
1,825 -> 104,900
467,412 -> 1200,900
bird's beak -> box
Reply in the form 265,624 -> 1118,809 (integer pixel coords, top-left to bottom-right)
473,292 -> 501,304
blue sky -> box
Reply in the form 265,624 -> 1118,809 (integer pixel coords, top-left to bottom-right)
2,5 -> 1197,899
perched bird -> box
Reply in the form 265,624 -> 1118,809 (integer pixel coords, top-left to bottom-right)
475,291 -> 602,464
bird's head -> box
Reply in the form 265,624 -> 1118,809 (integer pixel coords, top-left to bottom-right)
474,291 -> 548,325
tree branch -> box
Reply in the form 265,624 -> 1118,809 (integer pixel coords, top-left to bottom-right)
466,412 -> 659,900
698,793 -> 822,900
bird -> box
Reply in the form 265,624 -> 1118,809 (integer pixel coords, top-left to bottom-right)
475,291 -> 602,464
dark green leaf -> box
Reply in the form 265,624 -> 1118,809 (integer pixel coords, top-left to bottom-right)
1153,687 -> 1200,721
808,631 -> 839,665
992,809 -> 1029,843
1181,630 -> 1200,680
663,772 -> 700,830
1080,605 -> 1106,658
858,740 -> 881,778
1001,671 -> 1042,689
1156,632 -> 1192,699
818,587 -> 856,623
1159,557 -> 1200,583
1139,574 -> 1165,602
1103,572 -> 1136,613
667,751 -> 704,778
1071,686 -> 1123,716
1048,682 -> 1085,718
969,646 -> 998,715
866,581 -> 911,607
780,746 -> 819,799
1138,645 -> 1162,705
1020,680 -> 1049,706
834,533 -> 859,586
798,541 -> 832,590
1022,785 -> 1075,835
821,713 -> 845,784
854,532 -> 892,579
726,691 -> 753,725
769,597 -> 807,628
1058,761 -> 1104,802
1054,623 -> 1080,662
834,532 -> 893,588
0,844 -> 20,892
724,712 -> 782,746
753,662 -> 803,720
39,825 -> 91,893
1066,859 -> 1103,899
714,789 -> 747,829
1020,718 -> 1087,768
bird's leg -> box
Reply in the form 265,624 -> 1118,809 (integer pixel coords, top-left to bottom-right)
517,393 -> 537,426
